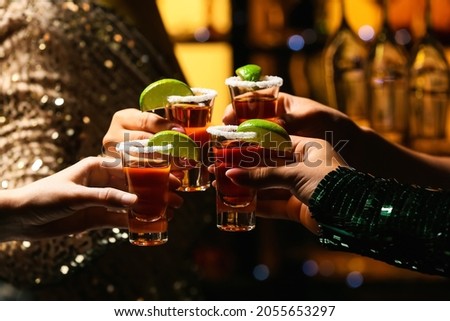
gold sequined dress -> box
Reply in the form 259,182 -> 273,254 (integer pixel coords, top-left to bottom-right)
0,0 -> 213,300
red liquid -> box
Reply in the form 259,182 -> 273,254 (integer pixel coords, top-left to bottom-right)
124,166 -> 170,221
166,103 -> 212,191
166,104 -> 211,144
166,103 -> 212,148
166,104 -> 211,128
213,141 -> 261,208
213,141 -> 295,208
233,96 -> 277,124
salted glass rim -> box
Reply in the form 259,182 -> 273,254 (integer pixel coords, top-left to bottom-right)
167,87 -> 217,103
206,125 -> 257,140
225,75 -> 283,88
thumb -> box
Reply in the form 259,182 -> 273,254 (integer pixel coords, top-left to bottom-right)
226,164 -> 301,190
73,187 -> 137,210
222,104 -> 237,125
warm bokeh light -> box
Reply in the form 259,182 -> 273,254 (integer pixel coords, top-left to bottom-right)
156,0 -> 450,290
327,0 -> 382,36
156,0 -> 233,125
358,25 -> 375,41
174,43 -> 232,125
156,0 -> 231,38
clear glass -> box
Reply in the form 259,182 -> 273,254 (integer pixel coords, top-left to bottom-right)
408,0 -> 450,154
207,125 -> 293,232
367,0 -> 409,145
207,126 -> 258,232
225,76 -> 283,124
116,140 -> 172,246
166,88 -> 217,191
324,0 -> 369,127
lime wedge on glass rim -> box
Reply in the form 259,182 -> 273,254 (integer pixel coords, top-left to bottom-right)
235,64 -> 262,81
237,119 -> 292,152
139,78 -> 193,111
147,130 -> 200,167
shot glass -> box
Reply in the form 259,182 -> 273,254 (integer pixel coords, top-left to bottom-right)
116,140 -> 172,246
207,125 -> 261,232
166,88 -> 217,192
225,75 -> 283,124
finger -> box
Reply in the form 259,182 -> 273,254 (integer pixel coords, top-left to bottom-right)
171,170 -> 185,181
169,174 -> 182,190
166,208 -> 175,221
225,165 -> 301,190
72,186 -> 138,211
79,156 -> 125,188
168,191 -> 184,209
221,104 -> 237,125
103,109 -> 186,145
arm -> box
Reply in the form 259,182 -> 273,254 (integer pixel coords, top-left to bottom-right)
310,166 -> 450,277
222,93 -> 450,188
226,136 -> 450,277
0,157 -> 135,242
0,0 -> 185,286
276,93 -> 450,189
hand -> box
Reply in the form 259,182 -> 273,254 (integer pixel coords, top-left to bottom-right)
101,107 -> 185,214
0,156 -> 183,241
222,93 -> 363,165
224,136 -> 346,233
0,156 -> 134,241
102,108 -> 186,157
223,93 -> 450,188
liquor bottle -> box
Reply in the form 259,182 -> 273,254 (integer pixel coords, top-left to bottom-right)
408,0 -> 450,154
367,0 -> 409,144
324,0 -> 369,126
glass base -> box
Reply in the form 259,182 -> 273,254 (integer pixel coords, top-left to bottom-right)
178,166 -> 210,192
177,184 -> 210,192
217,211 -> 255,232
128,231 -> 168,246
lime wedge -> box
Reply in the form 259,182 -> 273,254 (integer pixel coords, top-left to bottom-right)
148,130 -> 200,162
235,64 -> 262,81
139,78 -> 193,111
237,119 -> 292,151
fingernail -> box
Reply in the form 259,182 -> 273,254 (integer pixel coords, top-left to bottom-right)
225,168 -> 246,178
170,126 -> 185,133
121,193 -> 137,205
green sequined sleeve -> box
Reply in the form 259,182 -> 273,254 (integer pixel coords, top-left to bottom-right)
309,167 -> 450,277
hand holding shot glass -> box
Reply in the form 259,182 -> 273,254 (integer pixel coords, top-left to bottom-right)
116,131 -> 200,246
166,87 -> 217,191
225,64 -> 283,124
139,79 -> 217,192
116,141 -> 173,246
207,119 -> 293,232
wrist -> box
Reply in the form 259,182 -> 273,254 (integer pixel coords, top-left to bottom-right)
0,189 -> 24,242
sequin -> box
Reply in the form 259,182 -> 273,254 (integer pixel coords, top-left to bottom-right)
60,266 -> 70,275
104,59 -> 114,69
74,255 -> 84,264
380,205 -> 393,216
311,167 -> 450,277
1,180 -> 9,189
0,0 -> 201,301
54,97 -> 64,106
31,159 -> 43,171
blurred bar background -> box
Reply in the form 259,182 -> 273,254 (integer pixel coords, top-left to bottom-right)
156,0 -> 450,300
